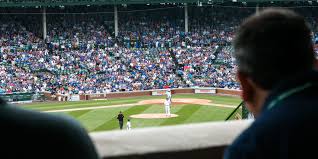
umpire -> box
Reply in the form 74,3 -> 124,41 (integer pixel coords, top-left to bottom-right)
117,111 -> 124,130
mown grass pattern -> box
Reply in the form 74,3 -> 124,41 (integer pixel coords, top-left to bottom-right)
22,95 -> 241,132
93,105 -> 151,131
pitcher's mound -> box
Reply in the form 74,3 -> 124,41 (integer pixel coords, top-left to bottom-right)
130,113 -> 178,119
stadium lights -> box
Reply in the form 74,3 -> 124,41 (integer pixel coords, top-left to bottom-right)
232,0 -> 237,2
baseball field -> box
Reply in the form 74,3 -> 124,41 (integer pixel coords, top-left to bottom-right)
22,94 -> 241,132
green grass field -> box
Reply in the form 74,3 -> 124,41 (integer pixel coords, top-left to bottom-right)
22,94 -> 241,132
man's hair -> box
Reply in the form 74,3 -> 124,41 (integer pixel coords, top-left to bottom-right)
234,8 -> 315,90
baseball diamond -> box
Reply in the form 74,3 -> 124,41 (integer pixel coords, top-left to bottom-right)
21,94 -> 241,132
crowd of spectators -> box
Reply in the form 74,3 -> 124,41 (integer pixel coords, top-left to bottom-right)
1,5 -> 318,95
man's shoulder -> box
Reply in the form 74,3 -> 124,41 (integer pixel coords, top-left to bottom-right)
225,103 -> 303,159
224,119 -> 267,159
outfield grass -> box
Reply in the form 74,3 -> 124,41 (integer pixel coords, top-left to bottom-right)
22,94 -> 241,132
59,104 -> 235,132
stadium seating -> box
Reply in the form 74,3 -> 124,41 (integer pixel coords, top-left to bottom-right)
1,5 -> 318,95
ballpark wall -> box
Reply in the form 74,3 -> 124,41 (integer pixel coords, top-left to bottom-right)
172,88 -> 194,94
85,88 -> 240,100
106,91 -> 152,99
91,120 -> 253,159
42,88 -> 241,101
216,88 -> 241,96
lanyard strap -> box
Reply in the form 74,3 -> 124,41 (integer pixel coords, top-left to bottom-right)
267,83 -> 312,110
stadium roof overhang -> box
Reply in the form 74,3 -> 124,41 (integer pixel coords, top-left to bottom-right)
0,0 -> 310,8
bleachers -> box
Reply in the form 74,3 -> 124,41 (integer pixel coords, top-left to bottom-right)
1,4 -> 318,95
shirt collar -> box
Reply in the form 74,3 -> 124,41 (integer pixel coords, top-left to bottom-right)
262,70 -> 318,111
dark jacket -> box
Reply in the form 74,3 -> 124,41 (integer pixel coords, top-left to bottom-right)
117,113 -> 124,121
0,99 -> 99,159
224,70 -> 318,159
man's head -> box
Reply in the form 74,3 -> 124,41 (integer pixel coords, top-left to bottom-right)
234,8 -> 315,117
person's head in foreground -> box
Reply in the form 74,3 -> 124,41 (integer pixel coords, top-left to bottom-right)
234,8 -> 314,117
0,97 -> 99,158
224,8 -> 318,159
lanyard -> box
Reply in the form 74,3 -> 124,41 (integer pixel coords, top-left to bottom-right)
267,82 -> 312,110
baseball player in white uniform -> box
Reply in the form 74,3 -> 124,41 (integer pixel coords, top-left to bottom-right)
126,119 -> 131,130
166,89 -> 172,102
164,98 -> 171,116
248,113 -> 254,119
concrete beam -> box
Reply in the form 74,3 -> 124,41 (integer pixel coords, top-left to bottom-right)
90,120 -> 253,159
42,8 -> 47,40
184,4 -> 189,33
114,5 -> 118,37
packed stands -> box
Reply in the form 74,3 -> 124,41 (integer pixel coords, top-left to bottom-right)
1,4 -> 318,94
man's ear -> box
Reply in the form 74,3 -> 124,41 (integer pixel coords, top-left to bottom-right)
237,71 -> 270,117
237,71 -> 254,103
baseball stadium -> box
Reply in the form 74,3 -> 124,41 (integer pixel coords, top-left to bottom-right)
1,0 -> 318,158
